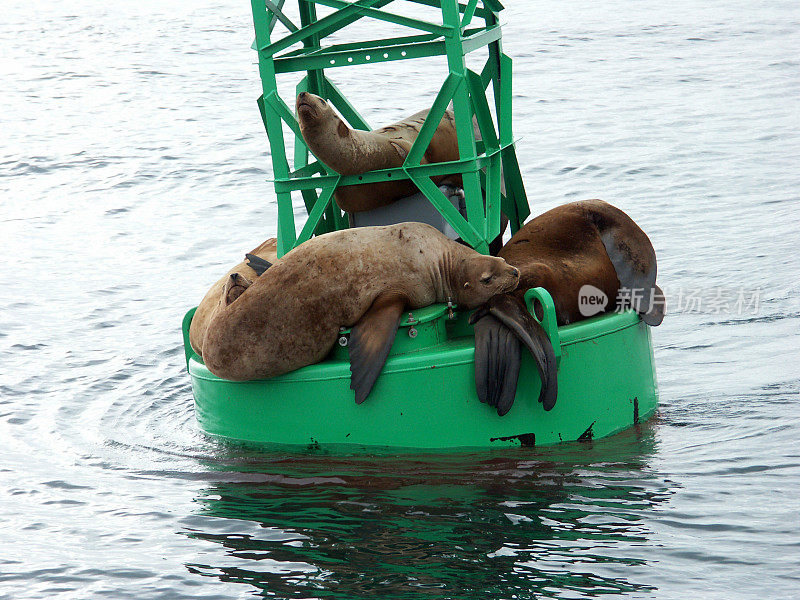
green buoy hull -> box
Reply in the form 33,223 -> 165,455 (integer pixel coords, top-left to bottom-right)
183,291 -> 658,450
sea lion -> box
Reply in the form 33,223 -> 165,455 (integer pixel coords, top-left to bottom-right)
471,199 -> 665,416
201,222 -> 521,404
296,92 -> 461,213
188,237 -> 278,356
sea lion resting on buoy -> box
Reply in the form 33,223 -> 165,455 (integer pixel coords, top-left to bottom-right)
471,199 -> 665,416
202,222 -> 521,403
297,92 -> 461,213
188,237 -> 278,356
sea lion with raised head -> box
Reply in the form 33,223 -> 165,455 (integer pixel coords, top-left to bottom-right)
201,222 -> 521,403
297,92 -> 461,213
188,237 -> 278,356
471,199 -> 665,416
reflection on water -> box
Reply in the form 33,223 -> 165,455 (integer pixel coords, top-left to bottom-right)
185,424 -> 672,598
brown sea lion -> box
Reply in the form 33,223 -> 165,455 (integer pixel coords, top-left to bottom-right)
201,222 -> 520,404
470,199 -> 665,416
188,237 -> 278,356
296,92 -> 461,213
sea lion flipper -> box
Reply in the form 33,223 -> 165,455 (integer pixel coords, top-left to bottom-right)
245,253 -> 273,277
473,314 -> 504,409
471,310 -> 523,416
642,284 -> 666,326
349,292 -> 408,405
495,322 -> 522,416
600,229 -> 664,325
486,295 -> 558,412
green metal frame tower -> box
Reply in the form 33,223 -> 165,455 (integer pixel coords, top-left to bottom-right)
250,0 -> 530,256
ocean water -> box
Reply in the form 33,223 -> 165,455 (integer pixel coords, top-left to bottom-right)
1,0 -> 799,598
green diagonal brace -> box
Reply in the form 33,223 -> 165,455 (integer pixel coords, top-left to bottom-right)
296,181 -> 340,245
466,68 -> 498,150
261,0 -> 387,56
408,0 -> 492,20
265,0 -> 299,32
262,91 -> 303,140
404,73 -> 460,166
324,76 -> 371,130
407,171 -> 487,253
310,0 -> 451,37
460,0 -> 478,28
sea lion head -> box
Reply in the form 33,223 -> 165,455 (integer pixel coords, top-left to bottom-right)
296,92 -> 343,135
456,255 -> 520,309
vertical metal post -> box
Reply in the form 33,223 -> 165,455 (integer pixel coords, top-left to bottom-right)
251,0 -> 296,256
440,0 -> 488,254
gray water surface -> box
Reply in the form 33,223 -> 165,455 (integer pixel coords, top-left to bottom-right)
2,0 -> 799,598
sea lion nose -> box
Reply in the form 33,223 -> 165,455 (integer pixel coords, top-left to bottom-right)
299,91 -> 307,100
511,267 -> 520,278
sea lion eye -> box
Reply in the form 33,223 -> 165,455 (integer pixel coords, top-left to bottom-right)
480,274 -> 493,285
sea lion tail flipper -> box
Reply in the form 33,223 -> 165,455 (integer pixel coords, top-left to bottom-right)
471,313 -> 522,416
642,284 -> 666,326
349,292 -> 408,405
471,308 -> 492,405
599,228 -> 664,325
245,253 -> 273,277
485,295 -> 558,411
223,273 -> 253,306
494,324 -> 522,416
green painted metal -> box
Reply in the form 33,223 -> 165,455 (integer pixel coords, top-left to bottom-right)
184,288 -> 659,450
251,0 -> 530,257
181,1 -> 661,451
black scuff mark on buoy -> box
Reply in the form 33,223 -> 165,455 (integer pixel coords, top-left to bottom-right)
558,433 -> 562,442
345,433 -> 350,438
577,421 -> 596,442
489,433 -> 536,447
633,397 -> 639,424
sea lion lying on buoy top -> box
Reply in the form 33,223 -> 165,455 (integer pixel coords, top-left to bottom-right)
471,199 -> 665,416
188,237 -> 278,356
202,222 -> 521,403
297,92 -> 461,213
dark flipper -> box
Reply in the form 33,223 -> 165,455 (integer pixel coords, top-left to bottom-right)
470,294 -> 558,414
599,229 -> 665,326
642,284 -> 665,326
245,253 -> 273,276
348,292 -> 408,405
472,314 -> 522,415
473,294 -> 558,412
494,321 -> 522,416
